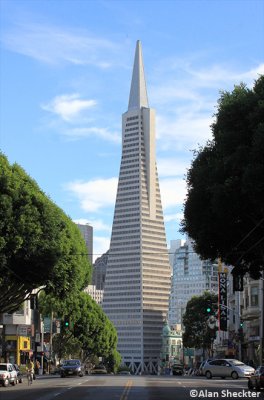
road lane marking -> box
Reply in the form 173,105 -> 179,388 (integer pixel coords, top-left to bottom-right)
120,379 -> 133,400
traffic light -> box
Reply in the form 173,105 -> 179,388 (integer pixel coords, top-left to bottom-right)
238,327 -> 244,342
240,319 -> 244,328
206,306 -> 212,313
64,315 -> 70,329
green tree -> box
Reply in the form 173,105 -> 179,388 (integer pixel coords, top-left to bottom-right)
182,292 -> 218,351
182,76 -> 264,278
0,153 -> 91,313
39,291 -> 121,371
105,350 -> 122,373
52,334 -> 82,363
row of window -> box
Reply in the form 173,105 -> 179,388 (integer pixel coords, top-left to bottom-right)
103,306 -> 141,311
123,149 -> 139,154
125,121 -> 139,127
118,184 -> 140,191
123,137 -> 139,144
119,163 -> 139,169
126,115 -> 139,121
125,127 -> 140,132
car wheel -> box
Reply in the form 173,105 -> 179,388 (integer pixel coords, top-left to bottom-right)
3,378 -> 9,387
231,371 -> 239,379
205,371 -> 212,379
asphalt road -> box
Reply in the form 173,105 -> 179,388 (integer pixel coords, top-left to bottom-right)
1,374 -> 263,400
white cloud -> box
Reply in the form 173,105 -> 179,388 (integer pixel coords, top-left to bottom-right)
157,158 -> 190,177
73,218 -> 92,225
93,236 -> 110,262
2,23 -> 118,67
74,218 -> 111,232
41,94 -> 97,122
153,62 -> 264,151
63,127 -> 120,143
157,113 -> 212,151
184,63 -> 264,87
65,178 -> 118,212
159,178 -> 187,209
41,94 -> 120,143
164,212 -> 184,223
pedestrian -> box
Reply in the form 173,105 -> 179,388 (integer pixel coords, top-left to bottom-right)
35,359 -> 40,375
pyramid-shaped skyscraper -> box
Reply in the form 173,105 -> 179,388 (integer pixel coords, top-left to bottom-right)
103,41 -> 171,374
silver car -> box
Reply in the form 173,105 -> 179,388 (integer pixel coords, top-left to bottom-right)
0,363 -> 18,386
203,359 -> 255,379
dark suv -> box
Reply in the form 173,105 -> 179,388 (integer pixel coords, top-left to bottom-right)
60,359 -> 84,377
172,361 -> 184,376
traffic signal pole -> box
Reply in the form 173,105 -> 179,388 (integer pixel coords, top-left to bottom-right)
260,275 -> 264,365
40,319 -> 44,375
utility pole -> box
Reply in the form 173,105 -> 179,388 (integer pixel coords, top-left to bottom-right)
40,319 -> 44,375
260,274 -> 264,365
49,311 -> 53,373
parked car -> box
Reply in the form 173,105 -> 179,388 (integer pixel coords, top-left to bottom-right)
198,359 -> 213,376
13,364 -> 23,383
203,359 -> 255,379
60,359 -> 84,378
172,361 -> 184,376
90,365 -> 107,374
0,363 -> 18,387
117,370 -> 131,375
248,366 -> 264,391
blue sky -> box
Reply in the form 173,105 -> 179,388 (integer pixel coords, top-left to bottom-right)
1,0 -> 263,261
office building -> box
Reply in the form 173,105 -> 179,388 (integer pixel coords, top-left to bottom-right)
103,41 -> 171,374
76,223 -> 93,264
168,238 -> 218,327
92,251 -> 108,290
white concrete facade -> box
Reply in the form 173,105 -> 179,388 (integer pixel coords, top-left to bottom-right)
84,285 -> 104,305
103,41 -> 171,374
168,238 -> 218,327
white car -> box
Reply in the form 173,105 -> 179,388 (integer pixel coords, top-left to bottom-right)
203,359 -> 255,379
0,363 -> 18,387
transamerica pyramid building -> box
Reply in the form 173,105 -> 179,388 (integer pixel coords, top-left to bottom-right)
102,41 -> 171,375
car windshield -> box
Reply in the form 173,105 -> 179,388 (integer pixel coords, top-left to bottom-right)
229,360 -> 245,366
0,364 -> 8,371
63,360 -> 80,366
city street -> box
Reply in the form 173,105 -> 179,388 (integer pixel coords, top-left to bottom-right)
1,374 -> 263,400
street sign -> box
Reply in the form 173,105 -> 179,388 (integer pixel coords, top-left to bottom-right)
219,272 -> 227,331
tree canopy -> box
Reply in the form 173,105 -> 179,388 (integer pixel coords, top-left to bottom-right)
182,75 -> 264,278
39,291 -> 121,371
0,153 -> 91,313
182,292 -> 218,351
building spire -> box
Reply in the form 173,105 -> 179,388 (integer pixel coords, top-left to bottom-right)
128,40 -> 149,111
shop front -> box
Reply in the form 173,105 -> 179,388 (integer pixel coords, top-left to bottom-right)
5,335 -> 31,365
